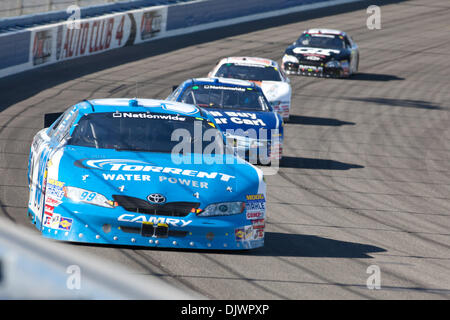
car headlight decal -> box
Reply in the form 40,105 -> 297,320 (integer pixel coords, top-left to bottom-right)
63,186 -> 117,208
197,202 -> 245,217
325,60 -> 341,68
282,54 -> 299,64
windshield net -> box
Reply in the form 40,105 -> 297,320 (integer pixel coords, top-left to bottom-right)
215,63 -> 281,81
297,34 -> 345,49
68,112 -> 223,153
179,85 -> 270,111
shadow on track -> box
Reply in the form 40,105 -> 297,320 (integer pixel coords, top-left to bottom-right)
287,115 -> 355,126
280,156 -> 364,170
250,232 -> 386,258
348,72 -> 405,81
345,97 -> 442,110
71,231 -> 386,258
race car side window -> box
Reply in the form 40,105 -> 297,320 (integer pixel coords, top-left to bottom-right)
167,85 -> 183,101
58,110 -> 79,142
52,108 -> 78,142
279,67 -> 288,82
47,111 -> 68,138
343,36 -> 353,48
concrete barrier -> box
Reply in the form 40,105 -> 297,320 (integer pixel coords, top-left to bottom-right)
0,216 -> 198,299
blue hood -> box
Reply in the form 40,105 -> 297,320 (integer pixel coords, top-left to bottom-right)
56,146 -> 263,206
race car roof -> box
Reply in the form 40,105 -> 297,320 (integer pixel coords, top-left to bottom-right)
219,57 -> 277,67
79,98 -> 202,117
187,77 -> 257,88
305,28 -> 345,36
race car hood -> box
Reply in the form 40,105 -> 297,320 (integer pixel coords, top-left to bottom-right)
285,45 -> 351,63
206,108 -> 282,140
254,81 -> 291,103
54,146 -> 264,206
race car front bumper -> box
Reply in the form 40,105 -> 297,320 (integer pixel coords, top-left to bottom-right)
232,140 -> 283,164
30,201 -> 265,250
283,62 -> 347,78
271,102 -> 290,121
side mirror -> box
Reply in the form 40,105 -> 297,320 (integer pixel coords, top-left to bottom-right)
44,112 -> 63,128
172,85 -> 178,92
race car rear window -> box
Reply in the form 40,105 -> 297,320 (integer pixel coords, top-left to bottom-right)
215,63 -> 281,81
179,85 -> 270,111
296,34 -> 345,49
68,112 -> 224,154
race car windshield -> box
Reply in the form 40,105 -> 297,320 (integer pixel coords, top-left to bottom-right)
68,112 -> 224,153
215,63 -> 281,81
179,85 -> 270,111
296,34 -> 345,49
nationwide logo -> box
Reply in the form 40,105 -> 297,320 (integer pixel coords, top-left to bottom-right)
112,112 -> 186,121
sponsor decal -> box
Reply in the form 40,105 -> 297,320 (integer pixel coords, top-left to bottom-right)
251,219 -> 265,229
306,55 -> 322,61
50,213 -> 61,229
246,211 -> 264,220
203,85 -> 246,92
32,29 -> 52,66
100,173 -> 210,189
235,228 -> 245,241
245,225 -> 253,240
208,111 -> 266,126
77,159 -> 235,182
45,197 -> 62,207
246,194 -> 265,201
298,65 -> 323,72
111,112 -> 186,121
293,47 -> 340,55
118,214 -> 192,227
140,10 -> 163,40
59,217 -> 73,231
235,225 -> 264,242
245,194 -> 265,220
46,179 -> 65,200
44,204 -> 54,214
43,212 -> 53,227
44,213 -> 73,231
254,228 -> 264,240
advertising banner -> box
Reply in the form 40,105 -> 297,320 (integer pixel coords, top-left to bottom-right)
30,6 -> 167,67
0,5 -> 167,77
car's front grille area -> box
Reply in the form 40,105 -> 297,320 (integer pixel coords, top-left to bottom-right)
297,60 -> 323,67
113,195 -> 199,217
119,225 -> 188,238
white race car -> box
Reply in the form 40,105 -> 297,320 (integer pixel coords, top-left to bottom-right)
208,57 -> 292,121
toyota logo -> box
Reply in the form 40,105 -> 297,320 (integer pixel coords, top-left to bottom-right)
147,193 -> 166,204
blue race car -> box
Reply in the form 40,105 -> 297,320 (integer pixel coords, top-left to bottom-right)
27,98 -> 266,250
167,78 -> 284,163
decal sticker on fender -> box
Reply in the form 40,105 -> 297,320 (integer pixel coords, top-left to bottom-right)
46,179 -> 65,200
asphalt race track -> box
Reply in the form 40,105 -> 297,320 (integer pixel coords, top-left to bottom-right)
1,0 -> 449,299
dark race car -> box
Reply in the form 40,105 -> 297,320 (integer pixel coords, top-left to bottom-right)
282,28 -> 359,78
